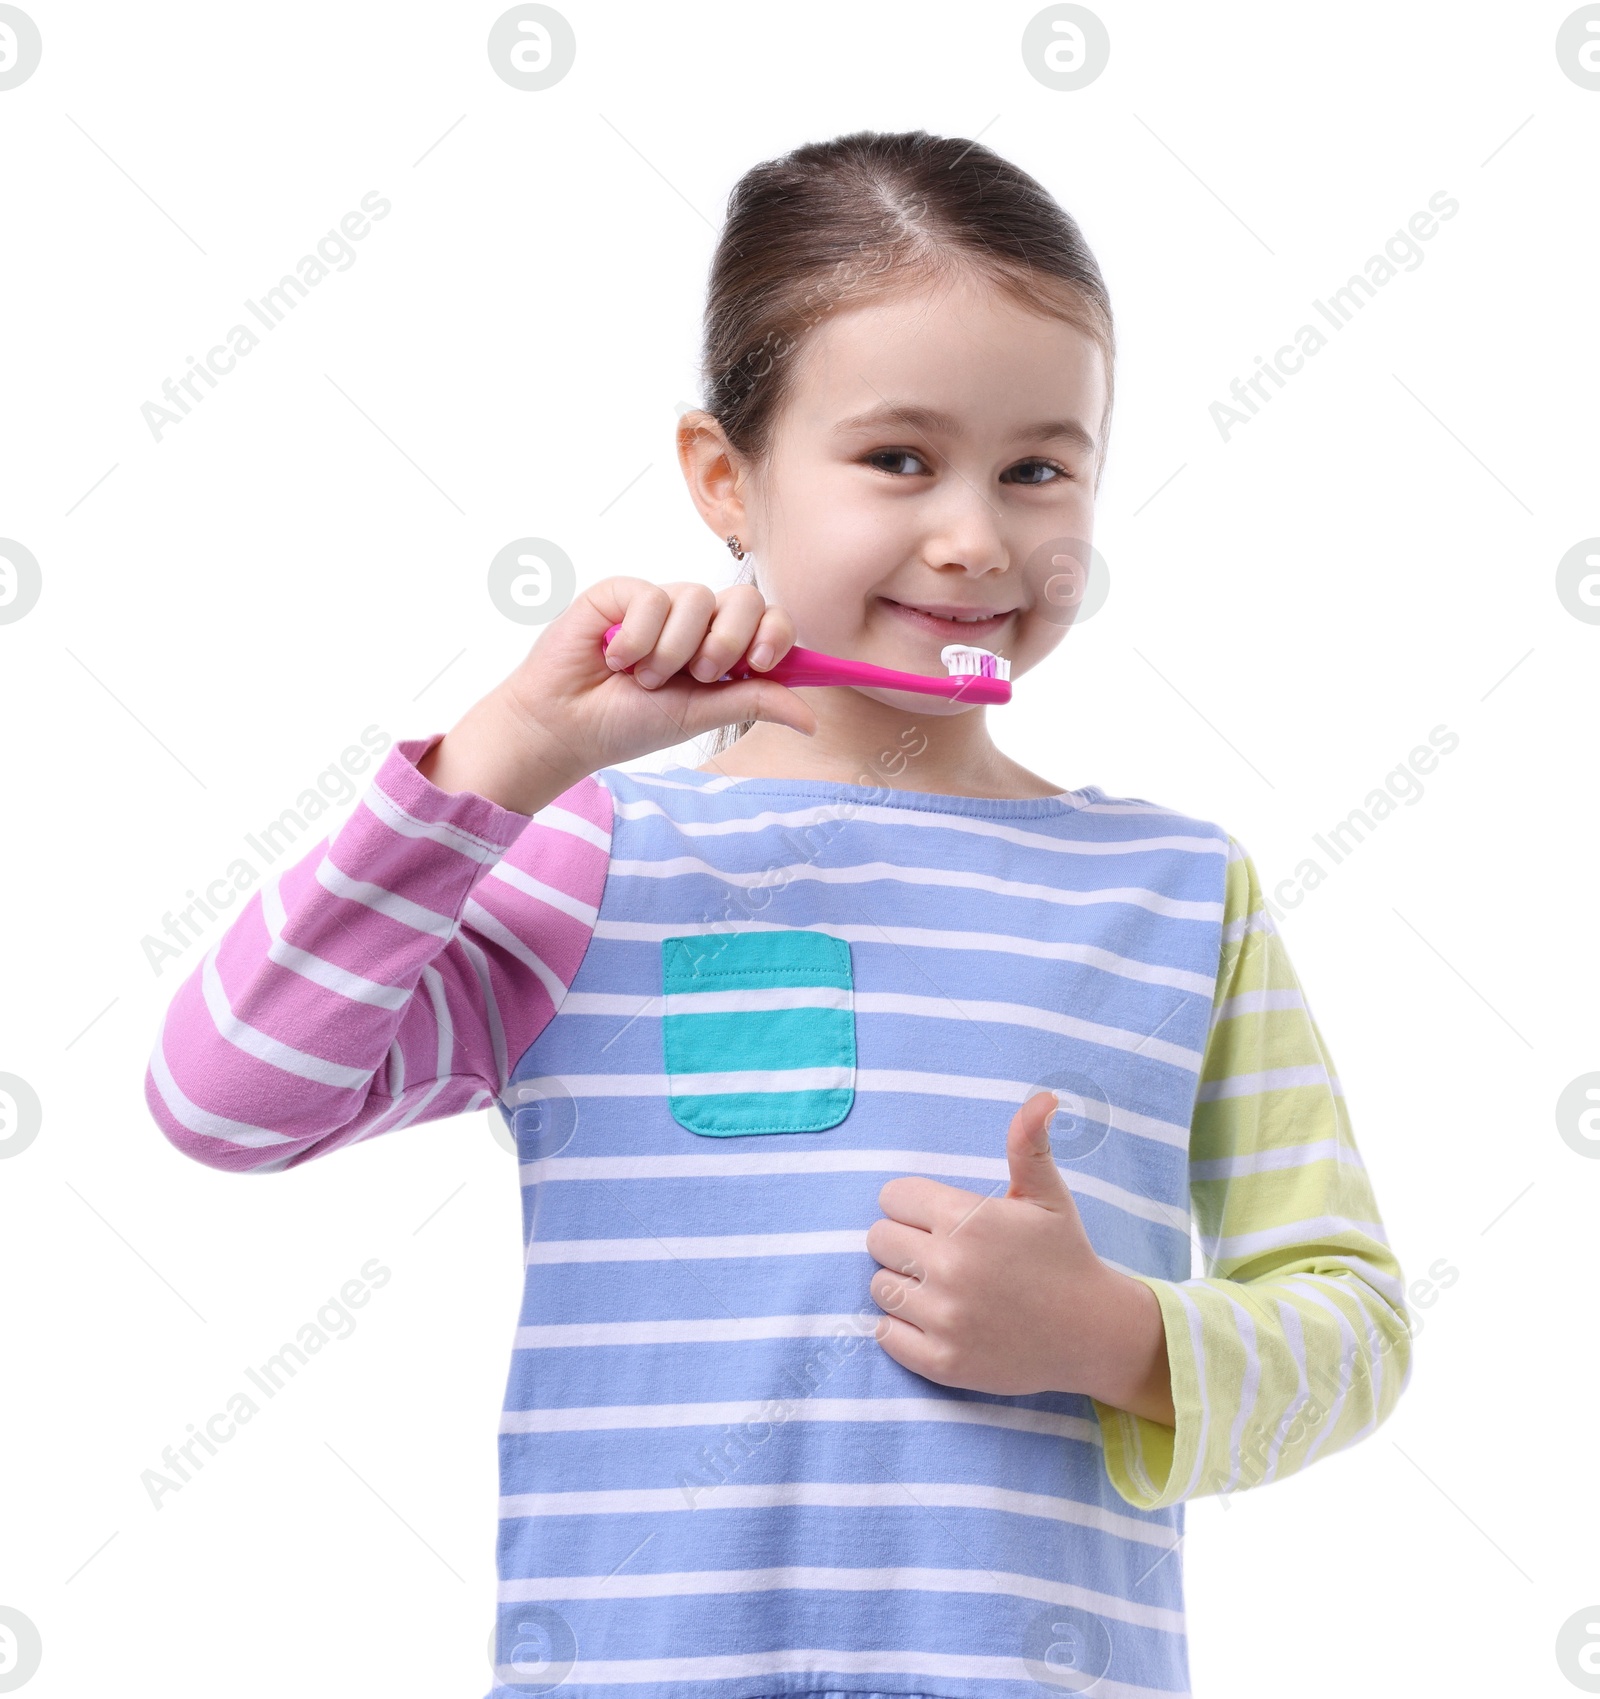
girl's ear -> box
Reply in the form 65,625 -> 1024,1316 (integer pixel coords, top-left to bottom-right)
677,409 -> 751,543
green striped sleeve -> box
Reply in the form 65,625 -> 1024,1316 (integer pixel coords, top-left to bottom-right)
1091,834 -> 1414,1511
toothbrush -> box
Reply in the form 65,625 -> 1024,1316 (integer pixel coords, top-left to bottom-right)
600,623 -> 1012,705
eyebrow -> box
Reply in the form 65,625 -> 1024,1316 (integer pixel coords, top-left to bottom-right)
832,403 -> 1097,457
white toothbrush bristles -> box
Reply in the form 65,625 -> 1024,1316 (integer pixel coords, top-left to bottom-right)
939,644 -> 1011,681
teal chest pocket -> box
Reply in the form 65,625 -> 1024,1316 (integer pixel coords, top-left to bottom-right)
661,929 -> 855,1136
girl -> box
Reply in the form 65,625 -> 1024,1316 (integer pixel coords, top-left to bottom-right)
147,130 -> 1412,1698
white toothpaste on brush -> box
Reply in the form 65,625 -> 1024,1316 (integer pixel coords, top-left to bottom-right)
939,644 -> 1012,680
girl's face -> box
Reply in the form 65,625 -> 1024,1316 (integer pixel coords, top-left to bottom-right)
710,268 -> 1107,717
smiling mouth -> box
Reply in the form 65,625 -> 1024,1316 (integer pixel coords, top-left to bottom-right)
880,597 -> 1014,634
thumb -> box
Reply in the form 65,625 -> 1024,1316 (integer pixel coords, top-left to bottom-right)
1005,1090 -> 1073,1205
679,677 -> 818,740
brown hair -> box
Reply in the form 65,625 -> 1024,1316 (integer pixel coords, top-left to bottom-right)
696,128 -> 1115,757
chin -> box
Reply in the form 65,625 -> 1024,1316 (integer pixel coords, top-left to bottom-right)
852,686 -> 976,717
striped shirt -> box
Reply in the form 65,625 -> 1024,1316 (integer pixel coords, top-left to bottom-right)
145,733 -> 1413,1699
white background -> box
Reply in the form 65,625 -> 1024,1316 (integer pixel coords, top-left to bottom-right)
2,2 -> 1596,1695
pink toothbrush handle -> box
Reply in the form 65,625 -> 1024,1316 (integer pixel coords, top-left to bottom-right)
599,623 -> 1010,705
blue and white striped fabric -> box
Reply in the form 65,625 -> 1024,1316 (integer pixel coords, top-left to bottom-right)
490,762 -> 1229,1699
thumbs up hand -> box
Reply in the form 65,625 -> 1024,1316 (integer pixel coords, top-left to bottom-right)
865,1091 -> 1175,1422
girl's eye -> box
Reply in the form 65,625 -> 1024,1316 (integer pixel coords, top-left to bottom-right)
1002,458 -> 1072,486
865,448 -> 931,477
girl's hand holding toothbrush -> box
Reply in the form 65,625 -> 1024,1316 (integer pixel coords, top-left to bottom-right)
417,577 -> 815,816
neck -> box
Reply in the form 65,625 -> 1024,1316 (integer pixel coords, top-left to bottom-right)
700,687 -> 1064,800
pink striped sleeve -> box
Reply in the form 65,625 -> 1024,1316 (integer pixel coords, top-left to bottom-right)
144,733 -> 612,1173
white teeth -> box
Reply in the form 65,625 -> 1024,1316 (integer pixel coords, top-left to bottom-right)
903,604 -> 1000,622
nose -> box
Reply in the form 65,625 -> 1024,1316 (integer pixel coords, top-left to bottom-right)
921,490 -> 1009,578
